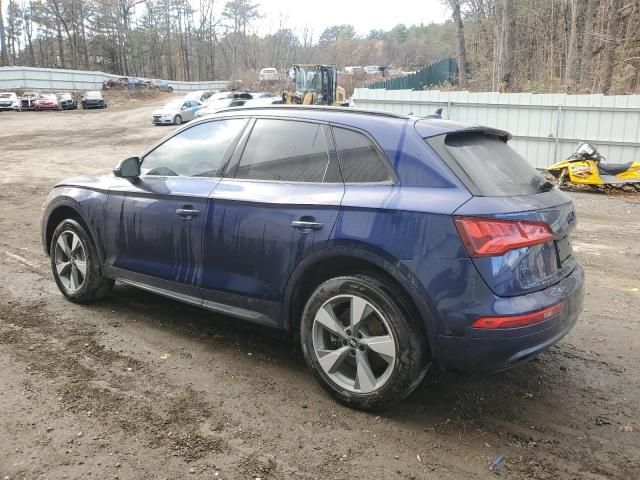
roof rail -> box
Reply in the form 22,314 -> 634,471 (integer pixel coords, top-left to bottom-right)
211,104 -> 410,120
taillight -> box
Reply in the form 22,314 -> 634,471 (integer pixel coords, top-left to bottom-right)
454,216 -> 553,257
472,302 -> 563,329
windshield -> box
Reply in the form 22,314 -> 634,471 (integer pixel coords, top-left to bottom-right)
0,93 -> 12,98
295,67 -> 321,92
86,91 -> 101,98
39,94 -> 56,100
429,132 -> 552,196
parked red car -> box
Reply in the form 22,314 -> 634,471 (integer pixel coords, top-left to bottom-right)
34,94 -> 61,111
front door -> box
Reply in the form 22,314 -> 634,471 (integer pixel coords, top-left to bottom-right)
105,118 -> 249,295
199,118 -> 344,324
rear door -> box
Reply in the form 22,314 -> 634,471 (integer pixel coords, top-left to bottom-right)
105,118 -> 248,295
199,118 -> 344,322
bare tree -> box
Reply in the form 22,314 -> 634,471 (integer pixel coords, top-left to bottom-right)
600,0 -> 623,94
565,0 -> 587,91
0,0 -> 8,66
495,0 -> 515,92
447,0 -> 469,89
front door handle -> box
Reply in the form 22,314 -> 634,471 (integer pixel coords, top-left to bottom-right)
176,207 -> 200,218
291,220 -> 324,230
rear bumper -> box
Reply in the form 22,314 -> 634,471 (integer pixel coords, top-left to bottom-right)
436,264 -> 584,373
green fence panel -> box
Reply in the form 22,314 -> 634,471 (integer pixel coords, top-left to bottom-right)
367,58 -> 458,90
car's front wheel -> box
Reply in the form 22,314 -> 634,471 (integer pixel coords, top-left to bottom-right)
300,274 -> 427,410
50,219 -> 113,303
174,114 -> 182,125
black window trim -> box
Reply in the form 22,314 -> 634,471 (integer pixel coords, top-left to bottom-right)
328,123 -> 399,185
225,116 -> 345,185
139,117 -> 251,179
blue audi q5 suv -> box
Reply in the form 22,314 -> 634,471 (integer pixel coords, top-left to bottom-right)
41,106 -> 584,409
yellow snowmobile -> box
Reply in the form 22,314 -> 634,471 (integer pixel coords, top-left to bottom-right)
546,142 -> 640,192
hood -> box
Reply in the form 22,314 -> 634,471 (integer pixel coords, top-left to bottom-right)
54,173 -> 114,190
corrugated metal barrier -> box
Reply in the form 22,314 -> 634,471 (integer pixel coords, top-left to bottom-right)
0,66 -> 229,93
352,88 -> 640,168
366,58 -> 459,90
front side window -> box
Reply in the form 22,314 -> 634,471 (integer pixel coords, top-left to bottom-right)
235,119 -> 333,183
333,127 -> 392,183
142,119 -> 246,177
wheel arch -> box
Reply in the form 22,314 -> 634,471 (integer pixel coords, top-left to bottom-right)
43,200 -> 103,263
283,246 -> 438,355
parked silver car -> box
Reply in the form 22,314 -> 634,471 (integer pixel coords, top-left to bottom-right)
152,99 -> 202,125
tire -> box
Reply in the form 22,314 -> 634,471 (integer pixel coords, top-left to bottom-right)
300,274 -> 427,410
50,219 -> 113,303
174,114 -> 182,125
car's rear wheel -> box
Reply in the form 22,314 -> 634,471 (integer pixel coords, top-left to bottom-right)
174,114 -> 182,125
50,219 -> 113,303
300,274 -> 427,410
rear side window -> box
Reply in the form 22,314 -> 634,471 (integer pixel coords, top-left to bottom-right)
438,133 -> 551,196
235,119 -> 333,182
333,127 -> 392,183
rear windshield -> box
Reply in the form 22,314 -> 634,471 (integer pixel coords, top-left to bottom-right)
434,133 -> 552,196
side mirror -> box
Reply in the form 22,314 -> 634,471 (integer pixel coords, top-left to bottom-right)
113,156 -> 141,178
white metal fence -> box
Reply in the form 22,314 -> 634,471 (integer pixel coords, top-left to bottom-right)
352,88 -> 640,168
0,66 -> 228,94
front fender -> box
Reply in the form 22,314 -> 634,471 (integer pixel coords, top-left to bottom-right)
282,244 -> 439,354
41,188 -> 108,263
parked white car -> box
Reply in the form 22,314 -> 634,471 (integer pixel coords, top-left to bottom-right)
195,92 -> 253,118
242,96 -> 283,107
0,92 -> 21,111
183,90 -> 217,103
343,66 -> 363,75
364,65 -> 382,75
152,99 -> 202,125
195,94 -> 282,118
259,68 -> 279,81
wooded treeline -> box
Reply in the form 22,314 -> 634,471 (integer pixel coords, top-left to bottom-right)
449,0 -> 640,94
0,0 -> 639,94
0,0 -> 455,82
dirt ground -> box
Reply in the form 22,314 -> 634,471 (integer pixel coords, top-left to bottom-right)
0,98 -> 639,480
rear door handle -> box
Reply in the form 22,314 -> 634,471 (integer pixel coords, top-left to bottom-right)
176,208 -> 200,218
291,220 -> 324,230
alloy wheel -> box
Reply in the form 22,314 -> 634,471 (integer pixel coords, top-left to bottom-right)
54,230 -> 87,293
312,294 -> 396,394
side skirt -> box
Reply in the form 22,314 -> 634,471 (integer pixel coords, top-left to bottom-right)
107,266 -> 280,328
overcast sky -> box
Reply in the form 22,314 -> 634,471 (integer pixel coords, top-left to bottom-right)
191,0 -> 450,39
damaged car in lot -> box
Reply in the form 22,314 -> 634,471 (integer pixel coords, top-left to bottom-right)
57,92 -> 78,110
20,91 -> 39,110
0,92 -> 21,111
34,93 -> 61,111
82,91 -> 107,109
40,106 -> 584,410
